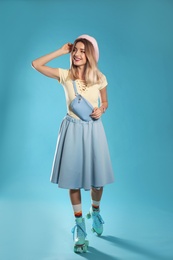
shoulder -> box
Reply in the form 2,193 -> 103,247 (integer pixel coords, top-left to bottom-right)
100,72 -> 107,82
98,72 -> 108,90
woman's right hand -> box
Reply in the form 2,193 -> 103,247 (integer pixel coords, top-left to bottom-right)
31,42 -> 73,80
61,43 -> 73,54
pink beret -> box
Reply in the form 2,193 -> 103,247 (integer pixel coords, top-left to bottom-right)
77,34 -> 99,62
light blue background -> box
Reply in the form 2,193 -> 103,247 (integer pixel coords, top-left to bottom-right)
0,0 -> 173,259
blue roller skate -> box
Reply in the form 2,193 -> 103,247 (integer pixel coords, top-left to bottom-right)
71,217 -> 89,253
86,208 -> 105,236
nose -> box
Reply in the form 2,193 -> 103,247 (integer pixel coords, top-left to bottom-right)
74,49 -> 80,56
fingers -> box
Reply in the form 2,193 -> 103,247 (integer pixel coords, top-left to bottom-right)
67,43 -> 73,52
67,42 -> 73,49
61,43 -> 73,54
90,107 -> 102,119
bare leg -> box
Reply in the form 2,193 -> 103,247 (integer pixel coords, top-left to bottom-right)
91,187 -> 103,201
69,189 -> 81,205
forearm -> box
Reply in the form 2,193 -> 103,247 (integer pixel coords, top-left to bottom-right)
99,87 -> 108,113
31,42 -> 72,79
100,101 -> 108,113
32,48 -> 65,68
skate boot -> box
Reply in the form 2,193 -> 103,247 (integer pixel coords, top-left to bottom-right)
86,207 -> 105,236
71,217 -> 89,253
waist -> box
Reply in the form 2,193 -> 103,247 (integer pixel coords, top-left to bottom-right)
65,114 -> 101,124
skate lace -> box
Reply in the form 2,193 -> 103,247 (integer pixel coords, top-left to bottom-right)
93,212 -> 105,228
71,223 -> 87,241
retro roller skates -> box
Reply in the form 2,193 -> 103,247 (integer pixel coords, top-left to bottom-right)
86,207 -> 105,236
71,217 -> 89,253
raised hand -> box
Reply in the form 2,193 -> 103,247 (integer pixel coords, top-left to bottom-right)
61,43 -> 73,54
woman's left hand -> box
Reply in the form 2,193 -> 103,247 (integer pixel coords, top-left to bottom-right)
90,107 -> 102,119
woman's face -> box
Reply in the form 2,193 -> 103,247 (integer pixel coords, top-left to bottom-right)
72,41 -> 87,67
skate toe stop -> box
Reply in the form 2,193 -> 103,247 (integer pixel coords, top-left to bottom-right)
86,213 -> 91,219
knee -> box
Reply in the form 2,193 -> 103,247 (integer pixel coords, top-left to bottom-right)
69,189 -> 80,195
92,186 -> 103,191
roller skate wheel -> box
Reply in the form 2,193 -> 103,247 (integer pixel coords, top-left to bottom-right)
85,240 -> 89,246
74,242 -> 88,253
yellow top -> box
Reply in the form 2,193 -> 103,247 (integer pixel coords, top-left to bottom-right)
58,68 -> 108,119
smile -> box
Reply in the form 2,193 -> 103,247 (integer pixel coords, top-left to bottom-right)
74,57 -> 81,62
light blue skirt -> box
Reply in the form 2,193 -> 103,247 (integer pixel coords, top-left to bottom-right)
50,115 -> 114,190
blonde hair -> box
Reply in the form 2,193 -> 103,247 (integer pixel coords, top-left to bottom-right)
69,38 -> 102,86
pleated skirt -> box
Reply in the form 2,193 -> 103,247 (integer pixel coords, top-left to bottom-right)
50,115 -> 114,190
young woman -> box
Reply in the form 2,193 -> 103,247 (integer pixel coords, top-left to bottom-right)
32,34 -> 114,253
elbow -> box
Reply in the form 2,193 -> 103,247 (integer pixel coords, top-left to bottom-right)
31,60 -> 37,69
